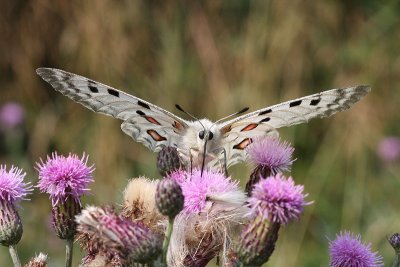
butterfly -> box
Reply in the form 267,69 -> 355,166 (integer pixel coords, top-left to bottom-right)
36,68 -> 370,172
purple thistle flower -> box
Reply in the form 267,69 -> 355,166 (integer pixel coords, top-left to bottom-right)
167,170 -> 188,185
246,136 -> 294,174
249,173 -> 310,225
329,231 -> 383,267
377,136 -> 400,163
0,102 -> 25,129
0,165 -> 31,246
0,165 -> 32,203
37,152 -> 94,205
178,169 -> 239,213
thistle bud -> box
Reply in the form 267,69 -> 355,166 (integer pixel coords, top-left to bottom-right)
157,147 -> 182,176
237,215 -> 280,266
0,199 -> 23,246
52,197 -> 82,239
155,179 -> 184,218
389,233 -> 400,253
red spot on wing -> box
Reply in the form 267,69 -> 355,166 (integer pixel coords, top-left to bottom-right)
147,130 -> 167,142
220,125 -> 232,134
240,123 -> 258,132
145,116 -> 161,125
233,138 -> 252,150
173,121 -> 183,130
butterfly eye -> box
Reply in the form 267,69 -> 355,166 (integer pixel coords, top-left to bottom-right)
208,131 -> 213,140
198,130 -> 205,140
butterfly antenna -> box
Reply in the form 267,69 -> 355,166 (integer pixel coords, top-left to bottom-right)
212,107 -> 249,126
175,104 -> 205,130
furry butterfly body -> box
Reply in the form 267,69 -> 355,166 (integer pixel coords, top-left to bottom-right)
36,68 -> 370,169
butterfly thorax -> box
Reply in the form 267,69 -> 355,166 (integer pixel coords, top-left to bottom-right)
179,119 -> 222,167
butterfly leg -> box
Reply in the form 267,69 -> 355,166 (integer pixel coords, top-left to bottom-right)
210,147 -> 228,177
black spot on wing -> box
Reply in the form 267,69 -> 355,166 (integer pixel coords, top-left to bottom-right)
289,100 -> 302,107
259,109 -> 272,116
138,101 -> 151,110
88,85 -> 98,93
136,110 -> 145,116
259,117 -> 271,123
108,89 -> 120,97
310,98 -> 321,106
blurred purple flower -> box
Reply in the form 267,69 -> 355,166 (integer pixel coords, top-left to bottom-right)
178,169 -> 239,213
249,173 -> 310,224
0,165 -> 32,203
246,136 -> 294,174
36,152 -> 94,205
377,136 -> 400,163
329,231 -> 383,267
0,102 -> 25,129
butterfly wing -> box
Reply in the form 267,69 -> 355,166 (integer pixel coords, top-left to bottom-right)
216,85 -> 371,167
36,68 -> 189,152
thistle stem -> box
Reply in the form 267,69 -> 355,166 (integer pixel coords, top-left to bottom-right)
393,253 -> 400,267
8,245 -> 21,267
162,217 -> 174,264
65,238 -> 74,267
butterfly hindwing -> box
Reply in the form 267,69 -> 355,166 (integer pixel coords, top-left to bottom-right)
36,68 -> 189,152
217,85 -> 371,167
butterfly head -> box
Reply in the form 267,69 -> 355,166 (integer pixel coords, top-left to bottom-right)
194,119 -> 219,152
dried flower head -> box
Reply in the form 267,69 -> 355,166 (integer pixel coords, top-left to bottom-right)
0,165 -> 32,246
168,169 -> 249,266
121,177 -> 164,233
24,253 -> 48,267
249,173 -> 310,225
37,152 -> 94,205
76,206 -> 162,265
329,231 -> 383,267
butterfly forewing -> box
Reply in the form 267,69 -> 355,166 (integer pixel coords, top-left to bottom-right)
36,68 -> 189,152
217,85 -> 371,167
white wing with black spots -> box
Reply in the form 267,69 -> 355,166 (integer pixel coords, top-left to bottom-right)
217,85 -> 371,167
36,68 -> 189,152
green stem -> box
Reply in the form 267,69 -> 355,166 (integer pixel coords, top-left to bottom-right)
8,245 -> 21,267
393,253 -> 400,267
65,238 -> 74,267
162,217 -> 174,265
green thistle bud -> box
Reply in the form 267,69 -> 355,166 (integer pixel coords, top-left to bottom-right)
52,197 -> 82,239
0,199 -> 23,246
157,147 -> 182,176
155,179 -> 184,218
237,215 -> 280,266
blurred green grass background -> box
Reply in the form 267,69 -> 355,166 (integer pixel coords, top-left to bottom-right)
1,0 -> 400,266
